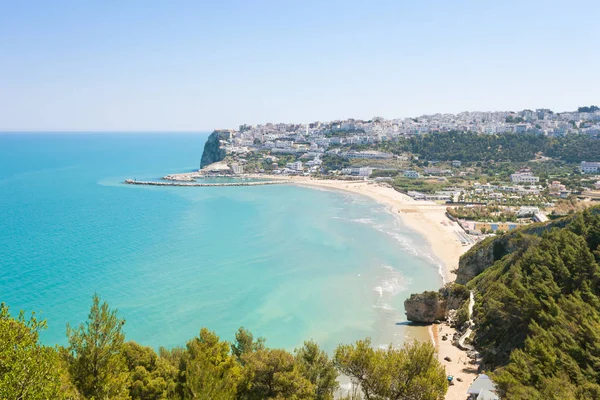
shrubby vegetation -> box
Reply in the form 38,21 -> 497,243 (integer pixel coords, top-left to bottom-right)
447,206 -> 518,222
577,105 -> 599,113
0,304 -> 63,399
390,177 -> 448,194
465,208 -> 600,399
321,154 -> 351,172
0,295 -> 448,399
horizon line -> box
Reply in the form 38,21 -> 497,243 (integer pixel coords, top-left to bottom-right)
1,104 -> 597,133
0,130 -> 212,133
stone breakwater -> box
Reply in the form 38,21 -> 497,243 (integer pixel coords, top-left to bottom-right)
124,179 -> 284,187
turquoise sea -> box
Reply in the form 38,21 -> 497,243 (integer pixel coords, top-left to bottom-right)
0,133 -> 442,352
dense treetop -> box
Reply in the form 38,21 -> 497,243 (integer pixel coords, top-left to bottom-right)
577,105 -> 599,113
461,207 -> 600,399
378,131 -> 600,163
0,296 -> 448,399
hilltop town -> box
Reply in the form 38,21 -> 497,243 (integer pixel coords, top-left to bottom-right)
163,105 -> 600,237
224,105 -> 600,154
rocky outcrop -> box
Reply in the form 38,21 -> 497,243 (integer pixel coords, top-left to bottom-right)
200,131 -> 228,168
405,284 -> 470,323
404,291 -> 446,323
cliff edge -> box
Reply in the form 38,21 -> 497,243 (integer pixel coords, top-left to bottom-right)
404,284 -> 469,323
455,210 -> 596,283
200,130 -> 228,168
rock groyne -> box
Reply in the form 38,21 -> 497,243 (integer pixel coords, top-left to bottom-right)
124,179 -> 283,187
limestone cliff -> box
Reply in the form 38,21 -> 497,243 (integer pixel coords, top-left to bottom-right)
404,284 -> 469,323
404,291 -> 446,323
405,212 -> 591,324
455,212 -> 589,284
200,131 -> 228,168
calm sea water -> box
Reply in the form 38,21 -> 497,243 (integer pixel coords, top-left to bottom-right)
0,133 -> 442,352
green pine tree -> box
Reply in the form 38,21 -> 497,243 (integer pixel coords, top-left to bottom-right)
65,294 -> 130,399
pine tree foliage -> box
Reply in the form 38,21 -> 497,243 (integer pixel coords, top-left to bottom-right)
2,266 -> 455,399
334,339 -> 447,400
467,208 -> 600,398
66,294 -> 130,399
178,328 -> 240,400
295,341 -> 339,400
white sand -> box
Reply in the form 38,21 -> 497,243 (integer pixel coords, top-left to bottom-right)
433,323 -> 480,400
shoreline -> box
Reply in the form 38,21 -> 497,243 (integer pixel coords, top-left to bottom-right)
125,172 -> 479,398
249,175 -> 479,399
252,175 -> 472,284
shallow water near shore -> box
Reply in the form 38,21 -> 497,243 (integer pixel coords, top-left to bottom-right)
0,132 -> 442,352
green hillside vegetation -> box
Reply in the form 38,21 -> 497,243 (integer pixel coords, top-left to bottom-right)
460,208 -> 600,399
0,295 -> 448,399
378,131 -> 600,163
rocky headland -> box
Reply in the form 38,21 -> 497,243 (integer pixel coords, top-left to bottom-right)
200,130 -> 229,168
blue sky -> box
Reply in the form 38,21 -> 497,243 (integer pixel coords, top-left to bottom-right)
1,0 -> 598,131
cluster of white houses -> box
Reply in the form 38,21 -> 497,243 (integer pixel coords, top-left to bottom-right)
228,107 -> 600,147
220,106 -> 600,168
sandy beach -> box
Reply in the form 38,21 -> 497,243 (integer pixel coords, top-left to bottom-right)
433,323 -> 480,400
256,175 -> 479,400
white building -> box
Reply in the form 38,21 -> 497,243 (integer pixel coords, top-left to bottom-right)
231,164 -> 244,174
517,206 -> 540,217
305,158 -> 322,168
341,167 -> 373,176
342,150 -> 394,159
358,167 -> 373,177
407,191 -> 451,201
581,161 -> 600,174
285,161 -> 303,171
510,172 -> 539,184
404,170 -> 420,179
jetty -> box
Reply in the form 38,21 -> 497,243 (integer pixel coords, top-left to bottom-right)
124,179 -> 284,187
